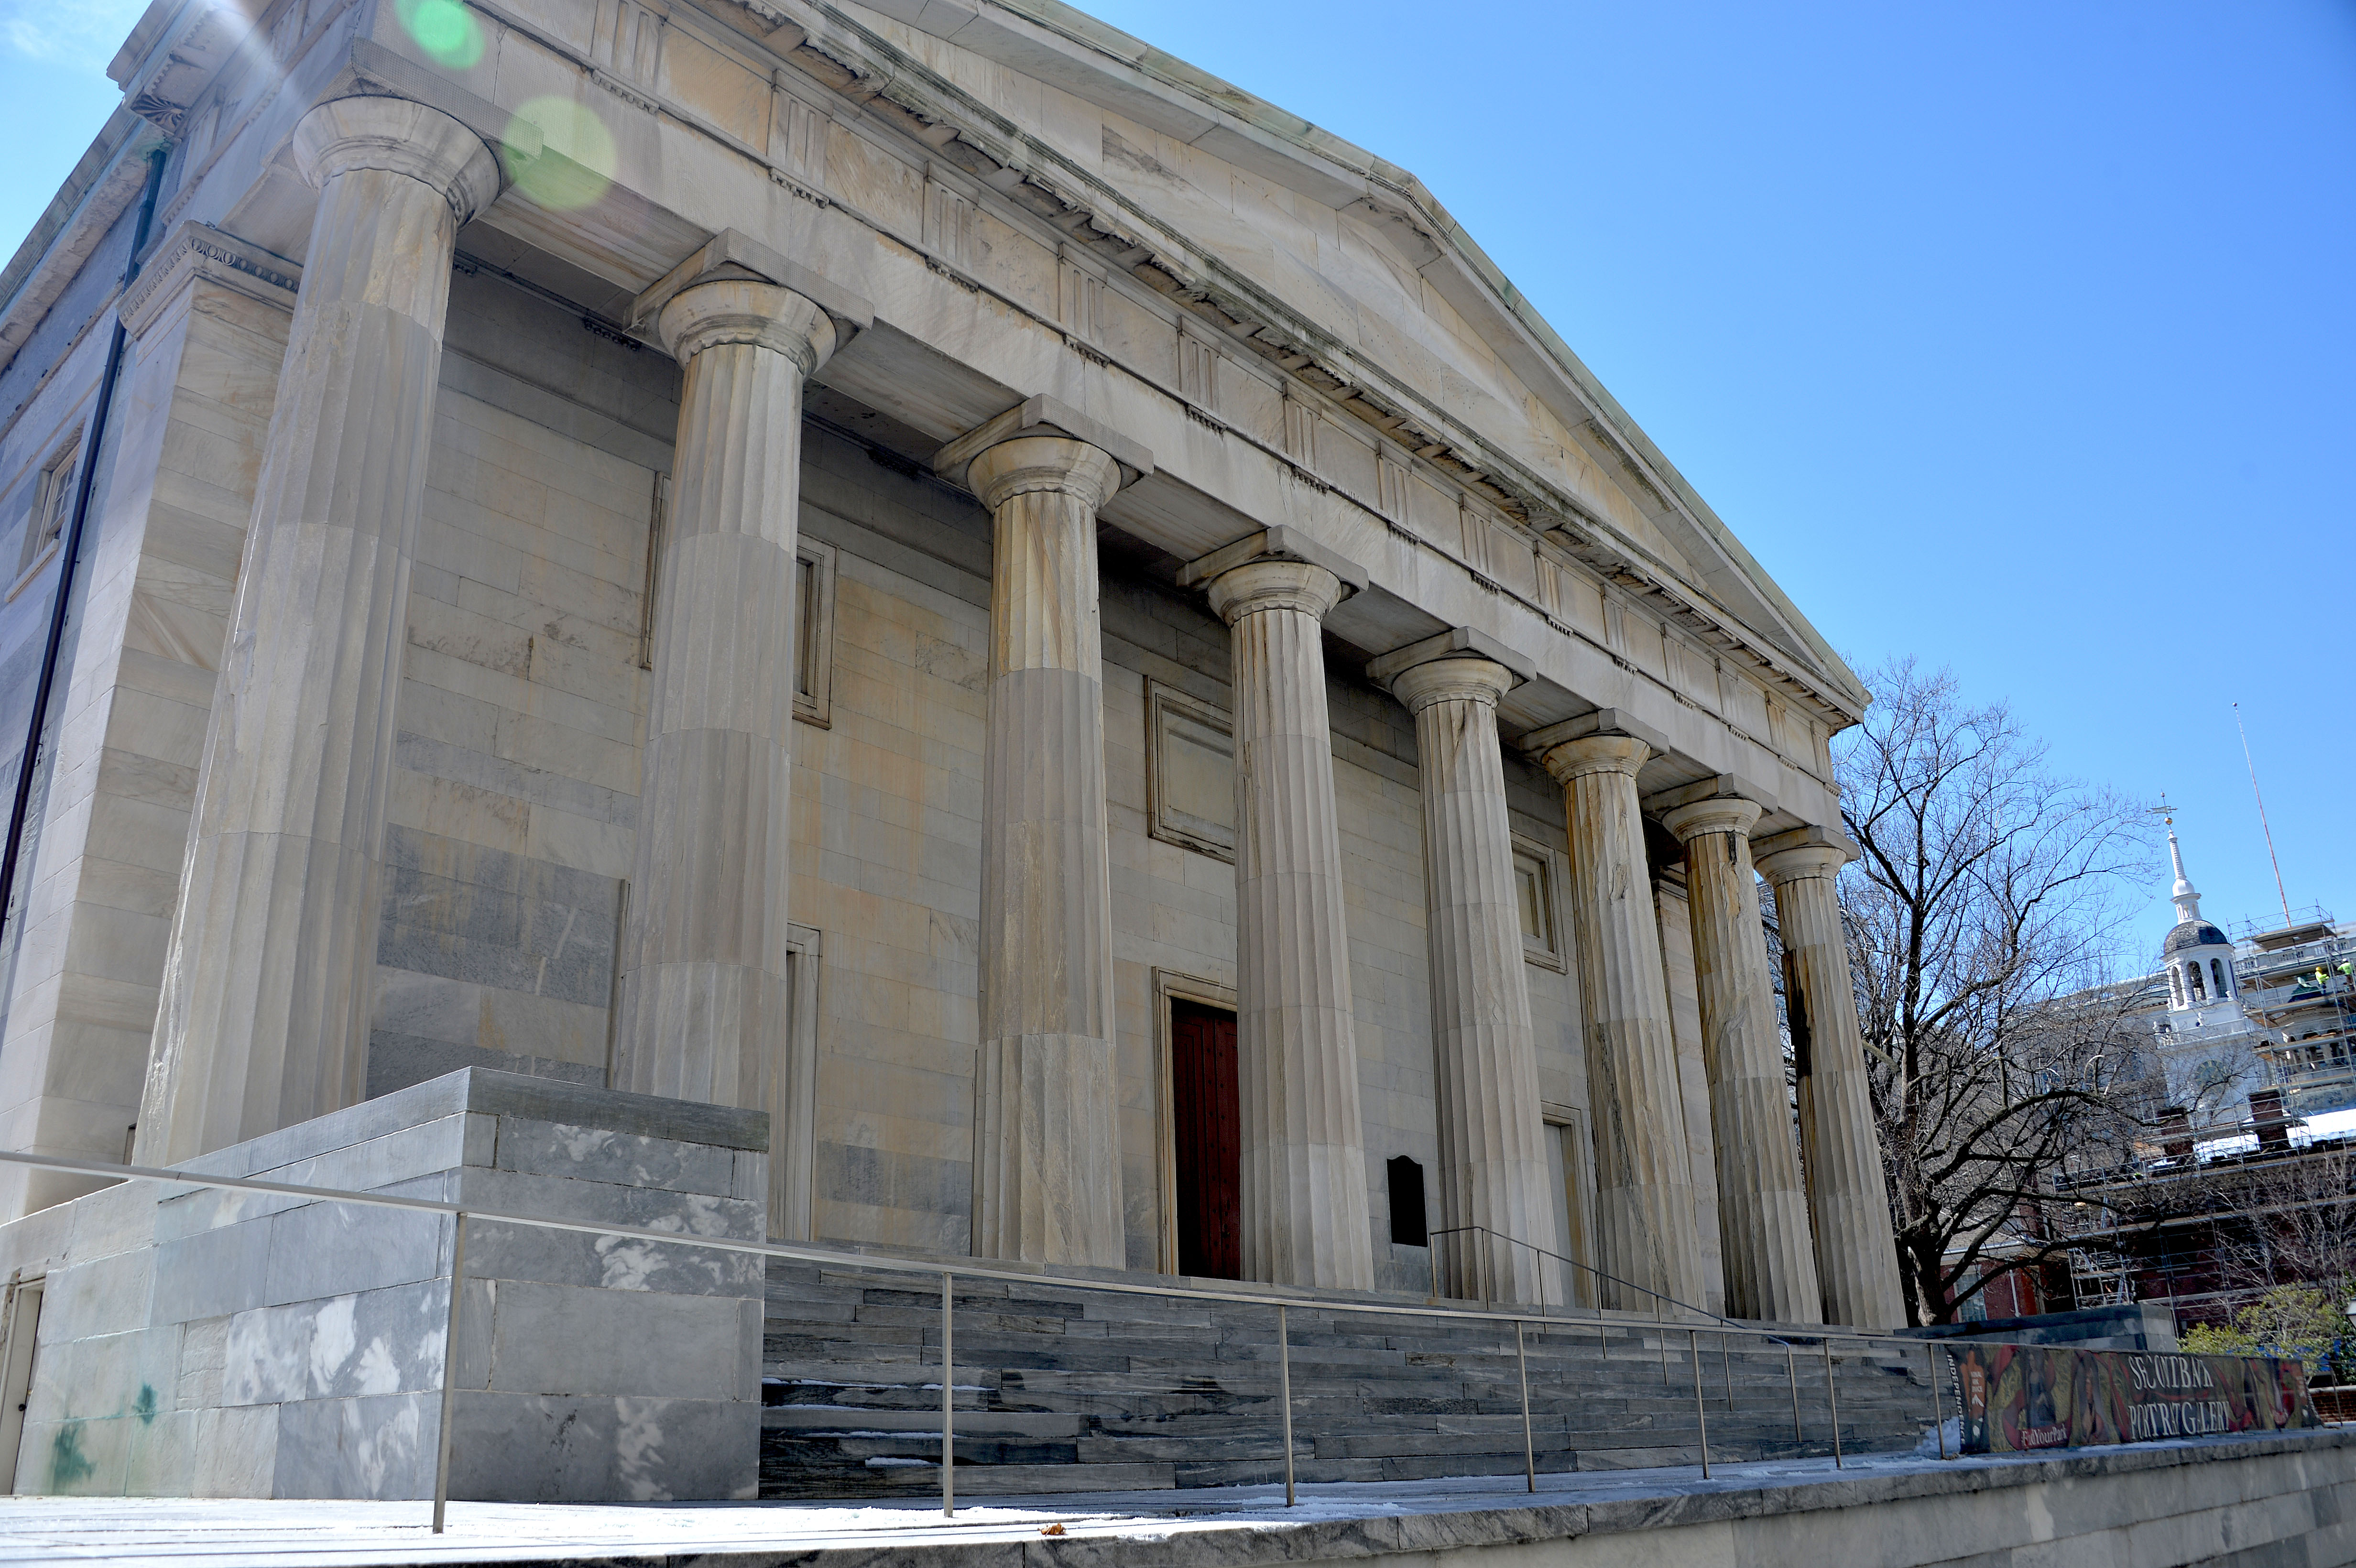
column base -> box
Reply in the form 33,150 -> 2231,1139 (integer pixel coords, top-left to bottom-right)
971,1033 -> 1125,1270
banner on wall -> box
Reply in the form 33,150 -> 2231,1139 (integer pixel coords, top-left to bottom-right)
1952,1344 -> 2321,1454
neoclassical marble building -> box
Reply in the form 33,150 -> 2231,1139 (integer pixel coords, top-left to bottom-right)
0,0 -> 1905,1333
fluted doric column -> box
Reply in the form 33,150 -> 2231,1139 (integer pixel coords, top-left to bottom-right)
1756,832 -> 1906,1329
613,278 -> 836,1130
1185,536 -> 1373,1291
136,98 -> 499,1164
1384,654 -> 1550,1304
1661,798 -> 1822,1323
965,433 -> 1126,1267
1538,733 -> 1706,1311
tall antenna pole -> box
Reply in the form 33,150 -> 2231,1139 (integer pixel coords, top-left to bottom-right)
2234,703 -> 2293,928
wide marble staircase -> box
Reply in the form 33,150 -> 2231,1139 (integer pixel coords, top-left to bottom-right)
759,1255 -> 1942,1499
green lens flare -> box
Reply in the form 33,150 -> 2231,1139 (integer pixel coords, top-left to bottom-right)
397,0 -> 483,68
503,97 -> 619,212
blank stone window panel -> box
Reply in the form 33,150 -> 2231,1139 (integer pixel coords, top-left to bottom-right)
1543,1106 -> 1599,1309
773,923 -> 823,1242
14,432 -> 80,589
1512,834 -> 1568,971
794,538 -> 837,729
1146,680 -> 1236,863
637,472 -> 666,669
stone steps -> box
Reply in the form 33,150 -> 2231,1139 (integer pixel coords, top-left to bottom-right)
759,1257 -> 1934,1499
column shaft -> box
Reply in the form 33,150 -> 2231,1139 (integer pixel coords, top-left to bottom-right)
1663,801 -> 1822,1323
1759,843 -> 1907,1329
1543,735 -> 1706,1310
616,280 -> 833,1122
968,437 -> 1124,1269
136,100 -> 497,1164
1393,658 -> 1551,1305
1210,561 -> 1374,1291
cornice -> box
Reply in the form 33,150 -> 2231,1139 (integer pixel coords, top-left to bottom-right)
118,220 -> 301,339
0,109 -> 168,377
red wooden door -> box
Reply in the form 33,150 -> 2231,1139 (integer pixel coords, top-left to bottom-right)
1171,1002 -> 1242,1279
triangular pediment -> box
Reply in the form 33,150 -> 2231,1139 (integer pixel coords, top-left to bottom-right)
824,0 -> 1866,716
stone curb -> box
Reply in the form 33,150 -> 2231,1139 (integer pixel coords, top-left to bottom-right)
341,1428 -> 2356,1568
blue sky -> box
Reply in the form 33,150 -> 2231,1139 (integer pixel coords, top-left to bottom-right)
3,0 -> 2350,967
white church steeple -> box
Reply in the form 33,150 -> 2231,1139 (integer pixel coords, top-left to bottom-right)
2170,824 -> 2203,926
2159,817 -> 2238,1015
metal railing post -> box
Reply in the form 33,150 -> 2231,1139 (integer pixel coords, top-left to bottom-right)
432,1211 -> 468,1535
1787,1342 -> 1802,1446
1689,1329 -> 1710,1479
1482,1228 -> 1494,1313
941,1271 -> 955,1516
1721,1334 -> 1733,1410
1929,1341 -> 1947,1459
1657,1291 -> 1668,1385
1516,1318 -> 1535,1493
1824,1337 -> 1844,1469
1277,1303 -> 1296,1507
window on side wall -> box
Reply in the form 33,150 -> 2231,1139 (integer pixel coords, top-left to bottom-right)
1147,681 -> 1236,863
1512,835 -> 1567,971
794,538 -> 837,729
18,433 -> 81,581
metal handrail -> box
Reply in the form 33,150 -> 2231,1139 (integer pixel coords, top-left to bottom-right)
1425,1222 -> 1745,1330
0,1145 -> 2279,1532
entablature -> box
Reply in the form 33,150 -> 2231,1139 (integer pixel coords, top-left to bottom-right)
74,0 -> 1853,833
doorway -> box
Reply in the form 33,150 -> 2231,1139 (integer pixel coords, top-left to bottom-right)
0,1277 -> 42,1492
1170,1000 -> 1242,1279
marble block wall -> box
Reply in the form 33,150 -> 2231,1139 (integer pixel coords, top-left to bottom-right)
0,1067 -> 765,1501
366,266 -> 677,1097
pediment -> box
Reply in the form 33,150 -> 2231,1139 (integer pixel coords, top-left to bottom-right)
826,0 -> 1866,716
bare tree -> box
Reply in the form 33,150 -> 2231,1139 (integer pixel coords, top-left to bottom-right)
2204,1147 -> 2356,1301
1835,659 -> 2160,1325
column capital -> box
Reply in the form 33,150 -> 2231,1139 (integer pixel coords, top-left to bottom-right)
935,393 -> 1151,495
1203,558 -> 1343,625
656,278 -> 837,375
1643,770 -> 1780,819
293,96 -> 500,224
1754,825 -> 1860,883
1177,524 -> 1365,601
633,228 -> 873,348
963,436 -> 1121,514
1537,731 -> 1650,785
1521,707 -> 1670,780
1385,655 -> 1516,715
1365,625 -> 1535,697
1660,796 -> 1763,843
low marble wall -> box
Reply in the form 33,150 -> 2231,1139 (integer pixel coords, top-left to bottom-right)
0,1068 -> 766,1502
1906,1301 -> 2180,1352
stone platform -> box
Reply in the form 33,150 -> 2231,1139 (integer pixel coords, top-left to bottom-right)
0,1069 -> 767,1502
1,1432 -> 2349,1566
759,1254 -> 1938,1496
